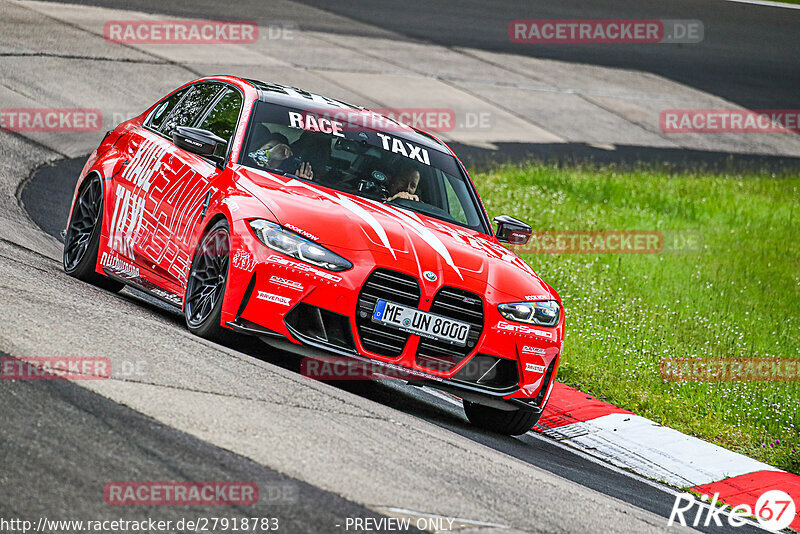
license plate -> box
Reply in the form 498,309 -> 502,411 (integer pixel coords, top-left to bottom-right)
372,300 -> 471,346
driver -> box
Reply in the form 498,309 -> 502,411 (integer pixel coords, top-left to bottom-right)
249,133 -> 314,180
384,163 -> 420,202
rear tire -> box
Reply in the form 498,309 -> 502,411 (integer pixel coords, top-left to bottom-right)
184,219 -> 231,342
63,174 -> 124,292
463,400 -> 541,436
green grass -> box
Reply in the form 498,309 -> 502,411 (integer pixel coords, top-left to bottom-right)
472,162 -> 800,474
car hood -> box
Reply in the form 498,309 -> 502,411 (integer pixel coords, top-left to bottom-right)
236,166 -> 557,301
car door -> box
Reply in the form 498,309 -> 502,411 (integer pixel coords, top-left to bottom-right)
158,86 -> 244,287
105,82 -> 227,295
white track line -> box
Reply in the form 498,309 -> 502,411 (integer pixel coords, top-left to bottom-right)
422,386 -> 689,491
419,386 -> 771,531
524,431 -> 771,532
545,413 -> 782,488
723,0 -> 800,10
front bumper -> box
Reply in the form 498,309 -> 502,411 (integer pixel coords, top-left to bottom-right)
220,221 -> 563,409
249,323 -> 554,413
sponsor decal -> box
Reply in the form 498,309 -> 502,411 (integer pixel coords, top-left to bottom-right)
288,111 -> 345,137
150,288 -> 182,306
375,133 -> 431,165
1,356 -> 111,380
222,198 -> 240,212
521,345 -> 547,355
284,223 -> 318,241
120,137 -> 169,192
0,108 -> 102,132
104,481 -> 259,505
525,363 -> 546,373
525,294 -> 550,301
107,185 -> 146,259
104,134 -> 218,281
231,249 -> 257,272
256,291 -> 292,306
266,254 -> 342,283
269,276 -> 304,291
668,490 -> 795,531
496,321 -> 554,339
100,251 -> 140,278
107,137 -> 169,259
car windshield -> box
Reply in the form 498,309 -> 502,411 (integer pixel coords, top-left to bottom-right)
239,102 -> 486,232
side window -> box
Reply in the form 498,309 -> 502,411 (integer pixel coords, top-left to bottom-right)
146,87 -> 188,130
443,173 -> 468,225
160,83 -> 222,139
198,89 -> 243,150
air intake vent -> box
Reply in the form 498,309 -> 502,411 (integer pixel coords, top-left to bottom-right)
416,287 -> 484,372
285,303 -> 355,351
356,269 -> 420,358
452,354 -> 519,391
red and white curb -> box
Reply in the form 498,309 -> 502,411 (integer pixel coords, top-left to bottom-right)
535,383 -> 800,531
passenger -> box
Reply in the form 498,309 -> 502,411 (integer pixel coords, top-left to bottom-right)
249,133 -> 313,180
384,163 -> 420,202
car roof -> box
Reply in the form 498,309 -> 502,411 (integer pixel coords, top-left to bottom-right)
243,77 -> 453,155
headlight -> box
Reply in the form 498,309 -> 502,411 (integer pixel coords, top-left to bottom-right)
249,220 -> 352,272
498,300 -> 560,327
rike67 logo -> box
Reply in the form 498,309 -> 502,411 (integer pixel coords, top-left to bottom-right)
669,490 -> 796,531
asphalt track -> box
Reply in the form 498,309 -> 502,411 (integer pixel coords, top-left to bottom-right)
15,156 -> 764,533
53,0 -> 800,111
0,361 -> 421,534
45,0 -> 800,171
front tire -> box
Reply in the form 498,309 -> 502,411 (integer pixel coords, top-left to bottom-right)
184,219 -> 231,341
63,174 -> 124,292
463,400 -> 541,436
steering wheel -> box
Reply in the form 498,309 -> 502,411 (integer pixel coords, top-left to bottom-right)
357,170 -> 389,198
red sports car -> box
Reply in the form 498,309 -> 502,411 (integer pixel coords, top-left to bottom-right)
63,75 -> 564,435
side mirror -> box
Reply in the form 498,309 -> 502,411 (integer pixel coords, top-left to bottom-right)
493,215 -> 532,245
173,126 -> 227,160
